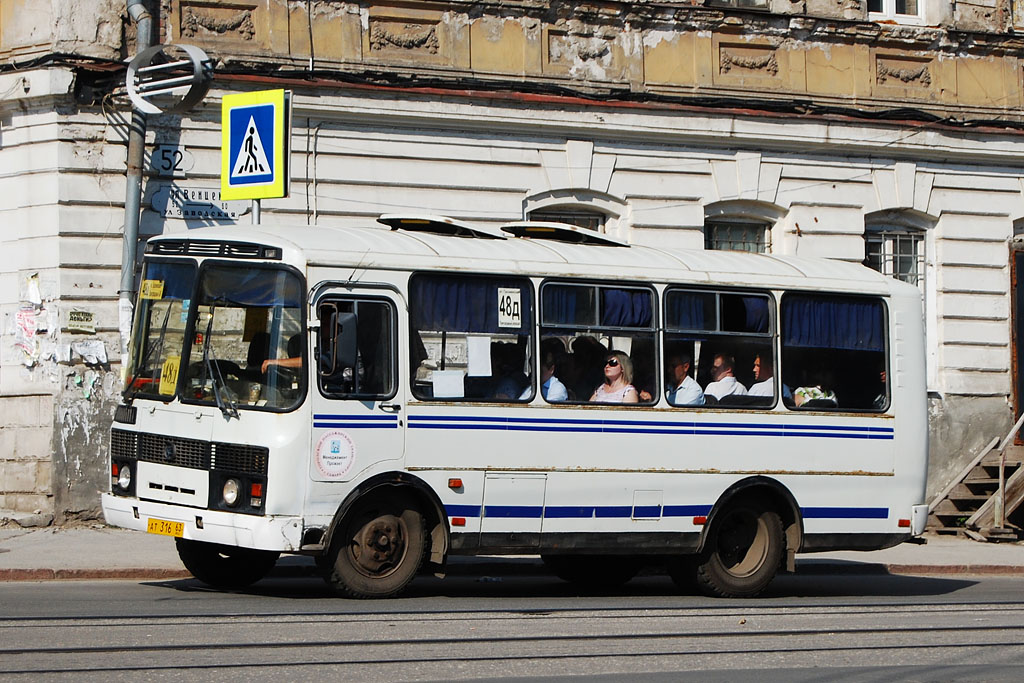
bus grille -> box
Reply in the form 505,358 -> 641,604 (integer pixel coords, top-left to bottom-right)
212,442 -> 269,475
112,429 -> 269,476
110,430 -> 138,461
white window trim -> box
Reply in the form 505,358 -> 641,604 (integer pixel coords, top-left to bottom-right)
869,0 -> 925,25
864,211 -> 937,391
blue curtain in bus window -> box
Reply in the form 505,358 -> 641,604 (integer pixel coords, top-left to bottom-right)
742,296 -> 769,333
144,262 -> 195,300
665,290 -> 712,331
542,285 -> 596,327
782,296 -> 884,351
601,288 -> 652,328
412,275 -> 532,333
200,267 -> 302,307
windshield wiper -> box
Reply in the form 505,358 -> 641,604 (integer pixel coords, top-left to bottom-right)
124,303 -> 173,405
200,303 -> 239,419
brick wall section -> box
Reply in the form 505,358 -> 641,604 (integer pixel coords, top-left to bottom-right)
0,393 -> 54,517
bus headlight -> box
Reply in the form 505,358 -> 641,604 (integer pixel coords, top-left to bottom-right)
222,478 -> 241,507
117,464 -> 132,491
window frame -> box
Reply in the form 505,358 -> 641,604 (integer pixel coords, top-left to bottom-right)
408,271 -> 536,403
868,0 -> 924,24
316,295 -> 398,402
704,218 -> 772,254
779,291 -> 890,413
864,226 -> 925,292
540,279 -> 659,405
663,286 -> 777,410
178,260 -> 308,414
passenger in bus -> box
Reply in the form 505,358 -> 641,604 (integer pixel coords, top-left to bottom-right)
667,353 -> 704,406
261,334 -> 303,373
491,342 -> 529,400
703,353 -> 748,401
590,351 -> 639,403
531,350 -> 568,402
567,335 -> 607,400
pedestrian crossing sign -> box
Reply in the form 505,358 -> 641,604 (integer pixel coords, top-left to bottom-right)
221,89 -> 291,201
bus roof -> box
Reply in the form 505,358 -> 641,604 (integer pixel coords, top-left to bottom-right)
151,222 -> 904,297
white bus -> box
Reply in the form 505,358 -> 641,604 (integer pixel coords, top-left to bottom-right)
101,215 -> 928,598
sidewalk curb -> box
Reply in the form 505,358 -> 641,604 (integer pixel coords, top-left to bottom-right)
0,568 -> 191,582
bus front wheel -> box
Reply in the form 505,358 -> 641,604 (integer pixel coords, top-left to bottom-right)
693,499 -> 783,598
175,538 -> 279,589
325,497 -> 426,599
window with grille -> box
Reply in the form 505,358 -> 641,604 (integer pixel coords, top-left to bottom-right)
528,208 -> 605,232
704,220 -> 770,254
864,228 -> 924,289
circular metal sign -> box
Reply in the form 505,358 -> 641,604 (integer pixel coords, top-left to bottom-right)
126,44 -> 213,115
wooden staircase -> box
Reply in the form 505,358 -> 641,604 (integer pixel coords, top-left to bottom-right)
927,438 -> 1024,541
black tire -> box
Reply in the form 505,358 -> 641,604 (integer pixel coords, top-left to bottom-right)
693,500 -> 784,598
542,555 -> 639,590
175,538 -> 279,589
325,497 -> 426,599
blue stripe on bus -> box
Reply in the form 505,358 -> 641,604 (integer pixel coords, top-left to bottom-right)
446,505 -> 482,517
407,415 -> 892,440
483,505 -> 543,519
442,504 -> 888,520
314,414 -> 398,421
313,414 -> 398,429
410,415 -> 893,434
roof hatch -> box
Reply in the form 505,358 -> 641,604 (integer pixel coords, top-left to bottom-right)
378,214 -> 507,240
500,221 -> 629,247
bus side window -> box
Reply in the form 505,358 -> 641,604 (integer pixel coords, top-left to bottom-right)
780,294 -> 887,411
665,289 -> 774,409
317,299 -> 396,399
409,273 -> 534,402
541,282 -> 657,405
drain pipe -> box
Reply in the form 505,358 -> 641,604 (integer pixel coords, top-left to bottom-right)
119,0 -> 154,359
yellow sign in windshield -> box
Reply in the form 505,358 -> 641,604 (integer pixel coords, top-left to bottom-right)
159,356 -> 180,395
140,280 -> 165,300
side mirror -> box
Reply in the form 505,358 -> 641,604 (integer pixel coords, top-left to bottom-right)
334,311 -> 357,370
318,306 -> 357,377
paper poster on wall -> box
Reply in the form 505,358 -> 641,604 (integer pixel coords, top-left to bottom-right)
467,336 -> 492,377
68,310 -> 96,334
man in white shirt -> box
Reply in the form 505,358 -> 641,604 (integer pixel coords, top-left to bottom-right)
748,354 -> 774,397
667,353 -> 704,406
704,353 -> 747,400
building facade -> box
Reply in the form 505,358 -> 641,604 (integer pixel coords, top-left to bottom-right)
2,0 -> 1024,523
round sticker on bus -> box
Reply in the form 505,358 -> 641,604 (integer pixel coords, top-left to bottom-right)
315,430 -> 356,478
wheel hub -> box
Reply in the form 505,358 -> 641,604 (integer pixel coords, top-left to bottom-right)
350,514 -> 407,577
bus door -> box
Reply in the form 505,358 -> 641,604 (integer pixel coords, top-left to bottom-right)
309,291 -> 405,485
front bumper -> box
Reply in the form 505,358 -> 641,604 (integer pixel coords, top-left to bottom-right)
101,493 -> 303,552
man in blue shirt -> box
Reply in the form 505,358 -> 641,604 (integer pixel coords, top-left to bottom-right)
667,353 -> 704,406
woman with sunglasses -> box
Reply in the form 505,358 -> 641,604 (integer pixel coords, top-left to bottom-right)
589,350 -> 639,403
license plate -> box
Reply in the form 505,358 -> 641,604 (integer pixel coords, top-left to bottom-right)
147,517 -> 184,538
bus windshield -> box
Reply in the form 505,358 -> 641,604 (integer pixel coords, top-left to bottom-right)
125,261 -> 305,411
124,260 -> 197,402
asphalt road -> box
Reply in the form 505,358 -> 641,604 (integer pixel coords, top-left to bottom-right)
2,571 -> 1024,681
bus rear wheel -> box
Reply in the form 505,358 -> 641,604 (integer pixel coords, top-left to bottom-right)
325,497 -> 426,599
693,500 -> 783,598
175,538 -> 279,589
